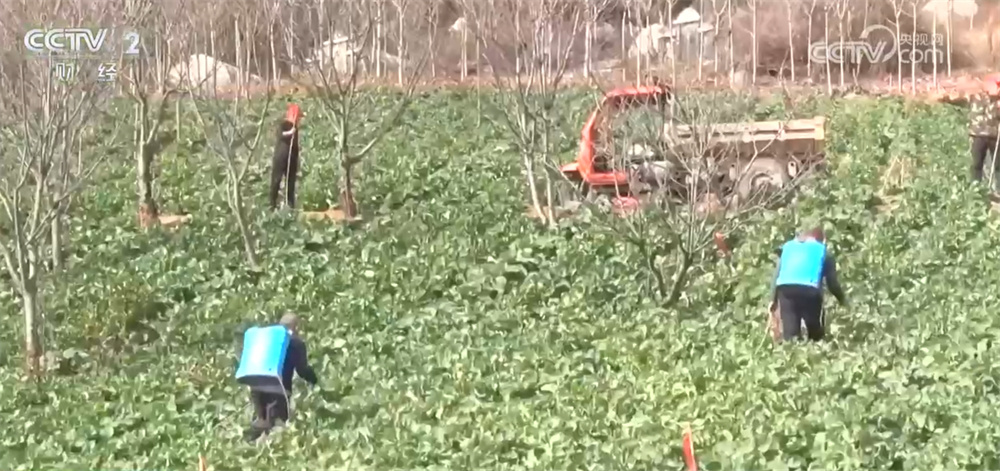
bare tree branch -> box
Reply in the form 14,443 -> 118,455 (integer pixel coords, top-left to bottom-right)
465,0 -> 586,228
186,6 -> 275,270
0,0 -> 119,375
291,0 -> 430,219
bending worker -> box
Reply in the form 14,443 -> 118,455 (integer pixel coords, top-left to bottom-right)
969,74 -> 1000,185
236,313 -> 318,442
769,226 -> 848,342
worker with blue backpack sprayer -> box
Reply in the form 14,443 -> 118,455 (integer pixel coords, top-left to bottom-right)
768,225 -> 848,342
236,313 -> 318,442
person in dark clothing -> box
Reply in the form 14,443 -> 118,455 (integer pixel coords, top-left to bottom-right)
240,313 -> 318,442
769,226 -> 848,342
270,104 -> 302,210
967,74 -> 1000,183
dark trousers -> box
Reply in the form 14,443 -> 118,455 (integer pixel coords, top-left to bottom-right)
776,284 -> 825,341
269,151 -> 299,210
245,390 -> 289,442
971,135 -> 1000,182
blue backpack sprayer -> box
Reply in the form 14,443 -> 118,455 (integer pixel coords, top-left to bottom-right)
236,325 -> 293,423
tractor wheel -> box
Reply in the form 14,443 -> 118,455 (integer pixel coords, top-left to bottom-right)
736,157 -> 789,201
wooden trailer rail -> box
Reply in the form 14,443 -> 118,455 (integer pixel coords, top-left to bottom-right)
663,116 -> 827,157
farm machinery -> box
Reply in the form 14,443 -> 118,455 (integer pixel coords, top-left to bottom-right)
558,85 -> 827,214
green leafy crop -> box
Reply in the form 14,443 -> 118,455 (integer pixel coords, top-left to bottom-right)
1,91 -> 999,471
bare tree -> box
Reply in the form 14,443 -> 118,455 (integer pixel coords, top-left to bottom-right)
945,0 -> 953,77
393,0 -> 410,86
852,0 -> 872,87
0,1 -> 119,375
119,0 -> 186,229
889,0 -> 905,92
909,0 -> 917,95
424,1 -> 439,78
187,10 -> 274,270
806,0 -> 818,79
749,0 -> 758,86
374,0 -> 387,79
710,0 -> 722,75
281,0 -> 301,78
592,90 -> 815,307
668,0 -> 676,88
466,0 -> 585,228
635,0 -> 648,86
621,1 -> 632,81
824,2 -> 833,94
931,3 -> 938,88
835,0 -> 849,89
584,0 -> 616,78
786,0 -> 796,82
726,0 -> 736,86
295,0 -> 428,220
265,0 -> 282,84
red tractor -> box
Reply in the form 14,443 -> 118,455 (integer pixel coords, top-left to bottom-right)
559,85 -> 826,214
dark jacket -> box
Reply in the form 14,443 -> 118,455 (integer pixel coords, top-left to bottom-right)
770,244 -> 847,305
273,120 -> 300,163
280,335 -> 318,391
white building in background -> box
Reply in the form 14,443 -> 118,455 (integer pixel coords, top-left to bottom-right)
671,7 -> 716,63
630,7 -> 715,64
920,0 -> 980,22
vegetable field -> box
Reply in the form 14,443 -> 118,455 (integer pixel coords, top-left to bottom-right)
3,90 -> 1000,471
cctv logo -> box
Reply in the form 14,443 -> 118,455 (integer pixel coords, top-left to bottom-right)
23,28 -> 109,55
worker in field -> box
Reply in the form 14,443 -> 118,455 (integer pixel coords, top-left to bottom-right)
968,74 -> 1000,184
769,225 -> 848,342
270,104 -> 303,210
237,312 -> 318,442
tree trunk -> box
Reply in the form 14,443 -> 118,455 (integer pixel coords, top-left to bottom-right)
50,209 -> 62,270
807,0 -> 816,78
932,12 -> 938,88
340,161 -> 359,218
894,11 -> 902,92
856,0 -> 870,83
751,0 -> 757,85
427,2 -> 437,78
669,0 -> 676,86
21,277 -> 42,376
270,11 -> 279,84
461,20 -> 469,80
787,1 -> 795,82
837,8 -> 845,89
666,250 -> 695,307
375,0 -> 385,78
946,0 -> 952,77
727,0 -> 735,83
621,6 -> 628,81
229,182 -> 259,269
910,2 -> 916,95
824,7 -> 832,94
137,146 -> 158,228
523,152 -> 546,226
584,9 -> 592,77
397,0 -> 405,86
175,99 -> 181,143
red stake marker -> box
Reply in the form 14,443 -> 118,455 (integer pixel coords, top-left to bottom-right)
682,425 -> 698,471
